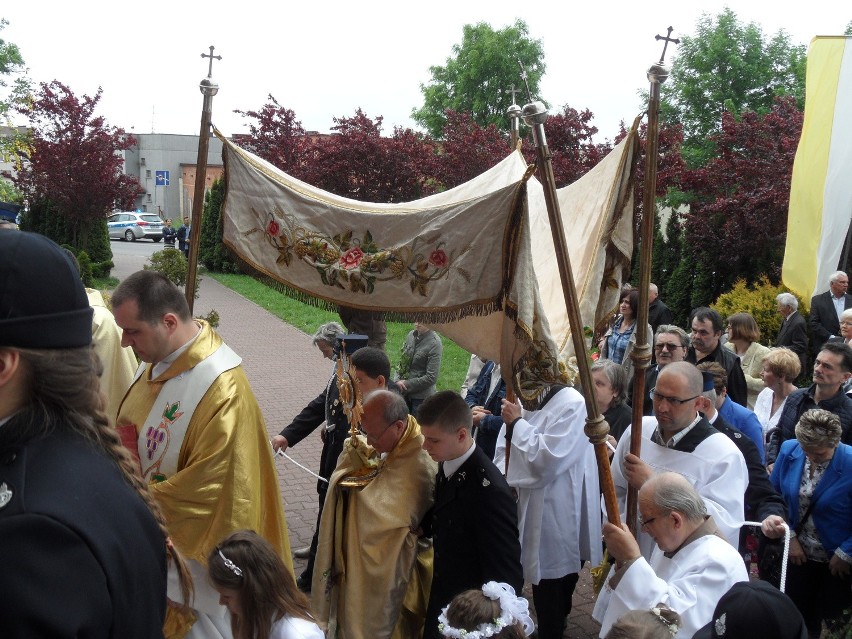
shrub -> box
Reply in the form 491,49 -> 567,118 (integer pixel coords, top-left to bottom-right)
199,178 -> 239,273
712,275 -> 808,346
76,250 -> 94,288
144,249 -> 200,299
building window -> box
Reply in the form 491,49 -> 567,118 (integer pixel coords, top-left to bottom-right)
146,170 -> 151,178
142,205 -> 148,212
146,194 -> 152,202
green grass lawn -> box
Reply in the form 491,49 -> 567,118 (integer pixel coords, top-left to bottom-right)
208,272 -> 471,392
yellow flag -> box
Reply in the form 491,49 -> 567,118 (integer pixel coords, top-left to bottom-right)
782,36 -> 852,300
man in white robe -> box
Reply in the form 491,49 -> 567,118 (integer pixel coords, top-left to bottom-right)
607,362 -> 748,558
494,385 -> 601,639
594,472 -> 748,637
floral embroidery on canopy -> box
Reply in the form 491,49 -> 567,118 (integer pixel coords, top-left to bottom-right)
262,209 -> 467,296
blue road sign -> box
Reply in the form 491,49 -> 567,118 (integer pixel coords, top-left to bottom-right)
155,170 -> 170,186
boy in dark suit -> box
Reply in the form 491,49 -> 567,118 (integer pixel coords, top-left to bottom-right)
418,390 -> 523,639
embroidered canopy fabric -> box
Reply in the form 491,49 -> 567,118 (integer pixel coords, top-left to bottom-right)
218,123 -> 637,403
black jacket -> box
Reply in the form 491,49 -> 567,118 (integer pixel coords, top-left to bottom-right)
686,342 -> 749,407
0,421 -> 167,638
648,298 -> 674,333
711,415 -> 786,522
775,311 -> 808,374
421,446 -> 523,639
161,226 -> 178,246
809,290 -> 852,349
280,375 -> 349,491
765,385 -> 852,464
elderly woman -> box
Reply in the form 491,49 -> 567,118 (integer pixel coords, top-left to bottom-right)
754,347 -> 801,443
271,321 -> 346,589
761,409 -> 852,636
724,312 -> 770,409
590,359 -> 632,442
599,288 -> 653,384
311,321 -> 346,360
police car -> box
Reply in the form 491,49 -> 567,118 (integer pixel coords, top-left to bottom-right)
107,212 -> 164,242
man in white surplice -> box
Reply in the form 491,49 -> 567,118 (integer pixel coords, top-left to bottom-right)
594,472 -> 748,637
606,361 -> 748,559
494,385 -> 601,639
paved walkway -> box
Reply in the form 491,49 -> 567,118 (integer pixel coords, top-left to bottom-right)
112,251 -> 602,639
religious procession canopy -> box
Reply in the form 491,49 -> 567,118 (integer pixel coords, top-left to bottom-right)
216,122 -> 637,404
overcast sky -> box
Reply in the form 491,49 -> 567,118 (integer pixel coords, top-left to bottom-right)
3,2 -> 849,141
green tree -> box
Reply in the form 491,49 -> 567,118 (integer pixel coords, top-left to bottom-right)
1,18 -> 29,191
12,81 -> 141,274
412,20 -> 545,138
0,18 -> 27,118
662,8 -> 806,166
199,177 -> 238,273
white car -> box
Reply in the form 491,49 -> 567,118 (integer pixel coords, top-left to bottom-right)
107,212 -> 163,242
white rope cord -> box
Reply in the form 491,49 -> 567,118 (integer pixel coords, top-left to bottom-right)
273,448 -> 329,484
743,520 -> 790,593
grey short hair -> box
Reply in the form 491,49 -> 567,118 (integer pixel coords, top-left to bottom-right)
842,308 -> 852,323
312,321 -> 345,347
830,271 -> 848,284
776,292 -> 798,311
648,473 -> 707,523
795,409 -> 842,450
655,325 -> 689,347
591,359 -> 627,406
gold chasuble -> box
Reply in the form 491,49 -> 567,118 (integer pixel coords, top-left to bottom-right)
116,321 -> 291,638
313,416 -> 437,639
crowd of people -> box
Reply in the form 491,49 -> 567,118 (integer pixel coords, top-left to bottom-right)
3,224 -> 852,639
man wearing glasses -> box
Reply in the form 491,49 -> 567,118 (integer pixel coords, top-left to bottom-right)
594,472 -> 748,638
640,325 -> 689,415
607,362 -> 748,559
312,389 -> 437,639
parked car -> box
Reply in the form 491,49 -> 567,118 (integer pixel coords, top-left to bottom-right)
107,212 -> 163,242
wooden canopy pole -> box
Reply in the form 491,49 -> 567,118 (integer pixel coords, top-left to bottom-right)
185,46 -> 221,314
521,98 -> 621,528
626,27 -> 679,536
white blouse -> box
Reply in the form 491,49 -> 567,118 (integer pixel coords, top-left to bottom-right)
269,615 -> 324,639
753,387 -> 789,440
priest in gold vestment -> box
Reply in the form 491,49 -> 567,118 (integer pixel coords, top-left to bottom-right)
112,271 -> 291,639
313,390 -> 437,639
87,287 -> 138,420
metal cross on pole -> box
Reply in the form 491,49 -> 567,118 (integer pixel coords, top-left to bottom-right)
185,46 -> 221,313
505,84 -> 523,150
654,27 -> 680,64
202,45 -> 222,77
625,26 -> 678,536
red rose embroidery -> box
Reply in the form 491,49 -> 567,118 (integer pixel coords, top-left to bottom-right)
339,247 -> 364,270
267,219 -> 281,236
428,249 -> 448,268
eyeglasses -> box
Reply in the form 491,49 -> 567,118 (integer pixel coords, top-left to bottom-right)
841,321 -> 852,327
358,420 -> 397,441
650,388 -> 699,406
654,343 -> 683,352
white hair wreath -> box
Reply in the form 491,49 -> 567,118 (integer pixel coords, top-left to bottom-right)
437,582 -> 535,638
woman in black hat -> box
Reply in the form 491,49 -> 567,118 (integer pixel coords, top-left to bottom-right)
0,231 -> 190,638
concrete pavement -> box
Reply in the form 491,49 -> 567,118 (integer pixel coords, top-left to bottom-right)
110,245 -> 602,639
